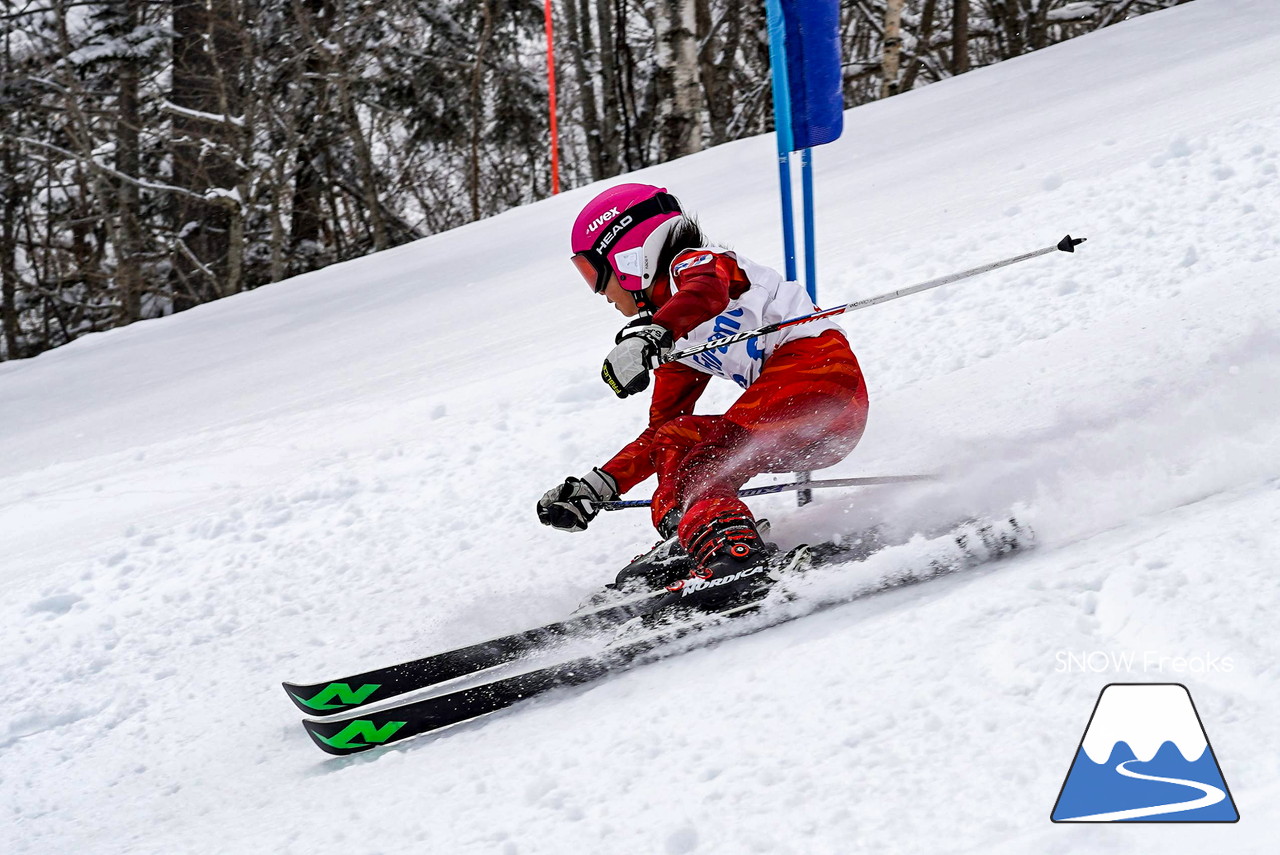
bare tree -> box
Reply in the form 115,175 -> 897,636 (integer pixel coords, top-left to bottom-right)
596,0 -> 623,173
953,0 -> 971,73
655,0 -> 702,158
170,0 -> 244,306
0,15 -> 25,358
114,0 -> 144,322
881,0 -> 907,97
563,0 -> 606,181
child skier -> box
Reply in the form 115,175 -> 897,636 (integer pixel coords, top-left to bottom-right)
537,183 -> 869,610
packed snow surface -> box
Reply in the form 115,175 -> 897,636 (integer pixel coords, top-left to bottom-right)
3,0 -> 1279,851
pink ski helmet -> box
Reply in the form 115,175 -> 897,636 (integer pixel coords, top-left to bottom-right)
570,183 -> 683,293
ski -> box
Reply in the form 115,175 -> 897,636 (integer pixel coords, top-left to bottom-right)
285,519 -> 858,717
302,597 -> 781,756
282,591 -> 663,716
299,516 -> 1030,755
303,641 -> 642,755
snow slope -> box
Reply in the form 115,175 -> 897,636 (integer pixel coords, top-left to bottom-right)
3,0 -> 1279,851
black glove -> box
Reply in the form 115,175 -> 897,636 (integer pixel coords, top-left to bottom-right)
537,468 -> 619,532
602,320 -> 673,399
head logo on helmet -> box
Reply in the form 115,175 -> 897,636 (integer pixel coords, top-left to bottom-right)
570,184 -> 684,294
596,215 -> 634,252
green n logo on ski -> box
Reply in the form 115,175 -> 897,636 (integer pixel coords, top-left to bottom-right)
290,682 -> 382,711
315,719 -> 407,750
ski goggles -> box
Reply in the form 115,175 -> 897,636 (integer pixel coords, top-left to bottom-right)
571,249 -> 612,294
569,192 -> 681,294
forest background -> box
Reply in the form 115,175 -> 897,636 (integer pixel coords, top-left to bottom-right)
0,0 -> 1187,360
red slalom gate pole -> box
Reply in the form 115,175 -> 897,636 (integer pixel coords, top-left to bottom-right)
544,0 -> 561,194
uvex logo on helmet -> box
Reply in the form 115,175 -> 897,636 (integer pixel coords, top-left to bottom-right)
584,206 -> 621,235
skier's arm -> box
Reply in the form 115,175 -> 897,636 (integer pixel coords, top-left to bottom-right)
650,252 -> 749,339
600,252 -> 749,398
601,362 -> 711,494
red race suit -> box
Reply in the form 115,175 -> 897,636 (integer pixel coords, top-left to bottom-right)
599,247 -> 869,551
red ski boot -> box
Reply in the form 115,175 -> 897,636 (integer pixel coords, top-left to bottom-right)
655,512 -> 778,613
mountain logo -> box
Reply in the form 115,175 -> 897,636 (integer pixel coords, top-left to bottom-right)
1051,683 -> 1239,822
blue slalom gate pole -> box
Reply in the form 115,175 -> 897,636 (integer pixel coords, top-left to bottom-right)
765,0 -> 798,283
800,146 -> 817,302
766,0 -> 810,503
767,0 -> 844,504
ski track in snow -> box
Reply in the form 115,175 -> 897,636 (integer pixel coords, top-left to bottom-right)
3,1 -> 1280,852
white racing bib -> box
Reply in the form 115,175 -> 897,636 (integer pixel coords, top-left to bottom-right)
670,248 -> 841,389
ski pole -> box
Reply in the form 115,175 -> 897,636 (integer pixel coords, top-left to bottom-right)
599,474 -> 936,511
665,235 -> 1086,362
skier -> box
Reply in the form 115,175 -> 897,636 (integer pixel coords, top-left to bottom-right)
537,183 -> 869,610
